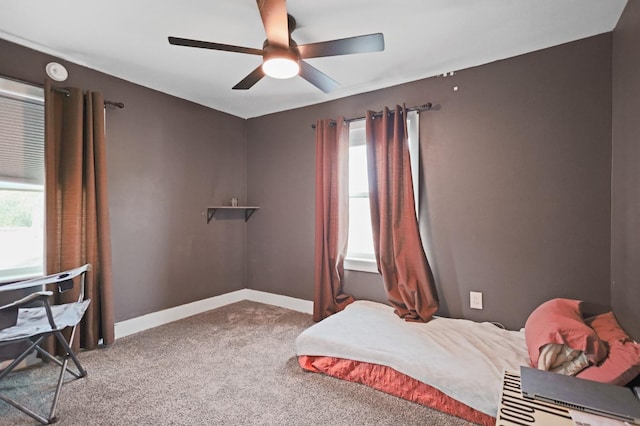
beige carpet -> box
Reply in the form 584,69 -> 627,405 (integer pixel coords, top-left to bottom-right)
0,301 -> 473,425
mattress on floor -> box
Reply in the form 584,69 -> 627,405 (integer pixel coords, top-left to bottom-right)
295,300 -> 530,418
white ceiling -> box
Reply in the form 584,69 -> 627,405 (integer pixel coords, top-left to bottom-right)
0,0 -> 627,119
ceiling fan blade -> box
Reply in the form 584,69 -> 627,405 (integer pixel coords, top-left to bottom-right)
256,0 -> 290,48
298,33 -> 385,59
232,66 -> 266,90
299,61 -> 339,93
168,36 -> 264,56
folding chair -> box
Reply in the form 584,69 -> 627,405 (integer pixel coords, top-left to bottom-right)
0,264 -> 91,424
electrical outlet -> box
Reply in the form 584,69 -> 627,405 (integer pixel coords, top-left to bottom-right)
470,291 -> 483,310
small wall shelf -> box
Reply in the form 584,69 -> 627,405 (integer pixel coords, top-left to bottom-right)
207,206 -> 260,223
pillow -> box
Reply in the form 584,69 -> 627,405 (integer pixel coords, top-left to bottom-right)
584,311 -> 631,344
524,298 -> 607,370
576,312 -> 640,386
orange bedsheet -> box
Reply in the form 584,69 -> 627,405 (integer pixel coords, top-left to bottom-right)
299,355 -> 495,426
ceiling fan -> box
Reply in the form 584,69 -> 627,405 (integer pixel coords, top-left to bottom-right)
168,0 -> 385,93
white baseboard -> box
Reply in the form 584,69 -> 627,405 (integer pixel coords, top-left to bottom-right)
114,289 -> 313,340
244,289 -> 314,315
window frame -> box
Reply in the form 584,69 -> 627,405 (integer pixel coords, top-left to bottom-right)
0,77 -> 45,283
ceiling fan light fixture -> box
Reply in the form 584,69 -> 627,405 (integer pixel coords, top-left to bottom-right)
262,53 -> 300,79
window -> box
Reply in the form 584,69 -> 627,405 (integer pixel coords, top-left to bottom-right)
345,120 -> 376,272
345,111 -> 420,273
0,77 -> 45,283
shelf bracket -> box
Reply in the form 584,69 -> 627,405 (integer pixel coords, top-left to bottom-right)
207,208 -> 217,224
244,208 -> 257,222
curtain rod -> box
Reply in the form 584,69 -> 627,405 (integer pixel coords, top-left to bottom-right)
310,102 -> 433,129
52,87 -> 124,109
1,74 -> 124,108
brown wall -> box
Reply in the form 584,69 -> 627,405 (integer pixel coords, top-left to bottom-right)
612,2 -> 640,340
247,34 -> 613,331
0,39 -> 248,322
1,30 -> 623,333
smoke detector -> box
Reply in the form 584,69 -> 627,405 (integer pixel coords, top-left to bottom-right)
45,62 -> 68,82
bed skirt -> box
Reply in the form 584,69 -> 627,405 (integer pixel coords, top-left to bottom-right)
298,355 -> 495,426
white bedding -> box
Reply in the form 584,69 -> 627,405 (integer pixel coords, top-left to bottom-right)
295,300 -> 530,417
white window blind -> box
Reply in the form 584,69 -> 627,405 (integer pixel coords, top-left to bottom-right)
0,79 -> 45,186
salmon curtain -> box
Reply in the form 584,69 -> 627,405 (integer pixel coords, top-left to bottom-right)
314,118 -> 354,321
365,105 -> 439,322
44,80 -> 115,351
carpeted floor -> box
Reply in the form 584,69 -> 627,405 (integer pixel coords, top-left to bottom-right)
0,301 -> 473,425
